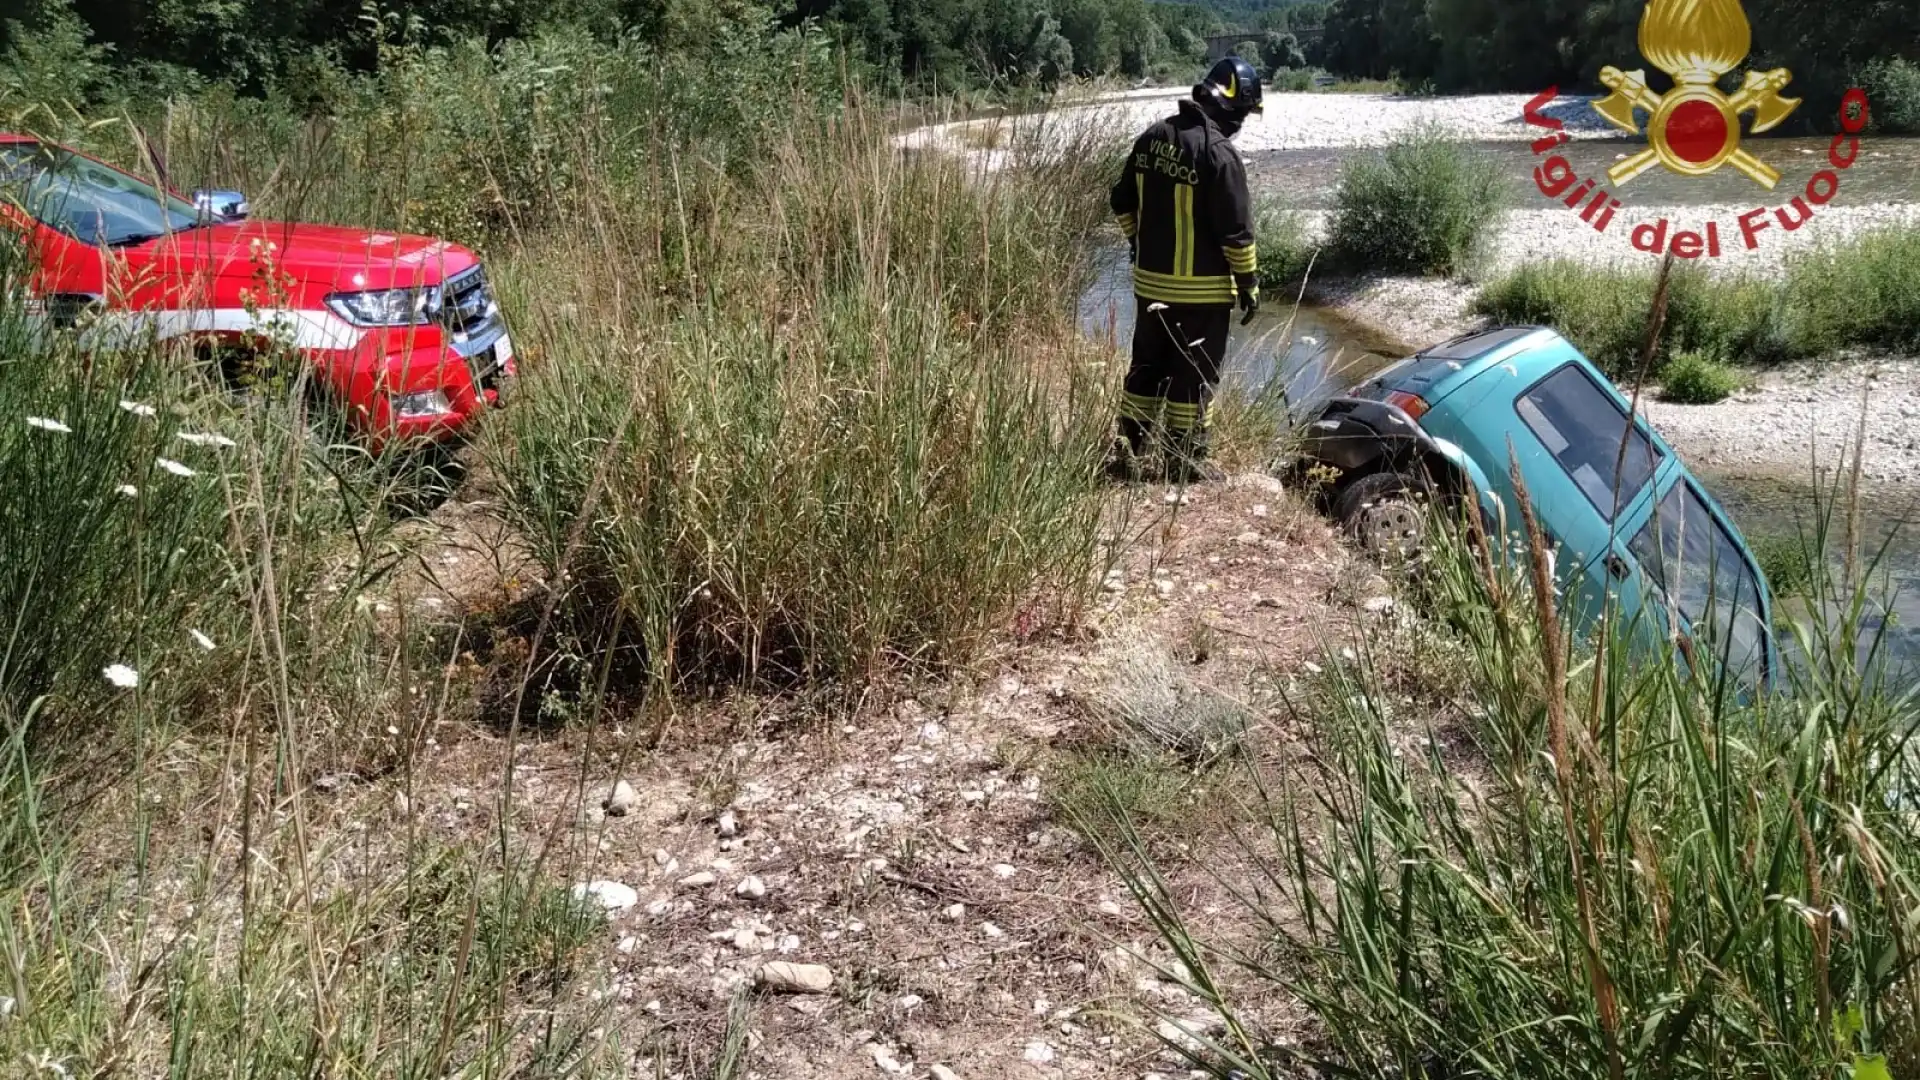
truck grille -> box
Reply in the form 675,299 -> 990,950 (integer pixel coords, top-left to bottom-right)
439,265 -> 502,340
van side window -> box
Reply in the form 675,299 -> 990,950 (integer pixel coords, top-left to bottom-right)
1628,481 -> 1770,689
1513,363 -> 1663,520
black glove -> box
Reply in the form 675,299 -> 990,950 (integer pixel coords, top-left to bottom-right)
1236,277 -> 1260,326
1127,235 -> 1137,264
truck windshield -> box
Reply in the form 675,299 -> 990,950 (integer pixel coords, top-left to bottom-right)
1629,480 -> 1770,689
0,142 -> 200,247
1514,363 -> 1662,520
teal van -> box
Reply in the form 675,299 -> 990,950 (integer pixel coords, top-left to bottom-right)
1295,326 -> 1777,692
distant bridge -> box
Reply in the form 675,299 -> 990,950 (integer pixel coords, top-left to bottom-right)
1203,27 -> 1323,62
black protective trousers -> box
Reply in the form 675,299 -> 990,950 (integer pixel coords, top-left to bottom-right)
1117,299 -> 1231,462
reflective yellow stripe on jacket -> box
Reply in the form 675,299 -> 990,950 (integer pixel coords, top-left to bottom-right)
1131,266 -> 1236,306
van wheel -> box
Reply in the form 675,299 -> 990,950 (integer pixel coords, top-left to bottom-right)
1335,471 -> 1430,561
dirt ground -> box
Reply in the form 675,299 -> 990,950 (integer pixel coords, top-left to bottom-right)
345,468 -> 1384,1079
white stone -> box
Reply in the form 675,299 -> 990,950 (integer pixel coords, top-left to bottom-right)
981,922 -> 1005,938
960,790 -> 987,804
678,871 -> 716,889
736,875 -> 767,900
943,903 -> 966,921
758,961 -> 834,994
1363,596 -> 1395,614
603,779 -> 638,816
1154,580 -> 1176,599
1098,900 -> 1123,916
992,863 -> 1016,879
867,1043 -> 910,1075
930,1066 -> 959,1080
717,810 -> 740,838
897,993 -> 924,1010
1023,1041 -> 1056,1064
653,848 -> 674,866
571,880 -> 639,912
1251,504 -> 1269,517
0,995 -> 13,1023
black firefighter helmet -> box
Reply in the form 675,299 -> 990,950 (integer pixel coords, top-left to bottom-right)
1193,56 -> 1264,133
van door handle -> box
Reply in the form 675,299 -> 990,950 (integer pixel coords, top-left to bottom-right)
1605,554 -> 1630,580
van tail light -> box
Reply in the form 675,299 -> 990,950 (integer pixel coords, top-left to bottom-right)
1386,390 -> 1430,422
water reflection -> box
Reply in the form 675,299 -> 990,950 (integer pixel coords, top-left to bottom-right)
1076,247 -> 1401,426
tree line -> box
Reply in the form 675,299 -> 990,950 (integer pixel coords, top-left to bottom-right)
1321,0 -> 1919,127
5,0 -> 1916,127
5,0 -> 1327,98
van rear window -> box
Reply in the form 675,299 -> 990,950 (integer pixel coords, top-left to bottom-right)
1514,363 -> 1662,519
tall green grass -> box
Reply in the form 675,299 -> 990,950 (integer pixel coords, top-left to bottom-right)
1476,226 -> 1920,375
492,104 -> 1117,696
1083,480 -> 1920,1080
1,22 -> 1127,1072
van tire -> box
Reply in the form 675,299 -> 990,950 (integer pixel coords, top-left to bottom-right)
1335,470 -> 1429,561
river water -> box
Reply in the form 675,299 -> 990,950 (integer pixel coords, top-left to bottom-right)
1079,246 -> 1920,674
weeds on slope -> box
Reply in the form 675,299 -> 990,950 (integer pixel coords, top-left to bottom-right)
1083,476 -> 1920,1080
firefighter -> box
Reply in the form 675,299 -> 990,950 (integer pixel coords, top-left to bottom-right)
1107,56 -> 1263,483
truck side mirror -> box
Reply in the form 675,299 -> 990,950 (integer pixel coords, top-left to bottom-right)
194,189 -> 250,222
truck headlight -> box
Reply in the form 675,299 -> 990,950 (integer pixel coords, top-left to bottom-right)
392,389 -> 453,419
326,286 -> 439,328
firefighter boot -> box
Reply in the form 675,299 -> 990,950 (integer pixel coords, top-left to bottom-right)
1104,417 -> 1154,483
1166,424 -> 1225,485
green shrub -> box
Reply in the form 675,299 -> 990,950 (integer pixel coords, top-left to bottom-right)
1783,226 -> 1920,357
1254,198 -> 1319,289
1327,128 -> 1501,276
1268,67 -> 1316,92
1752,532 -> 1817,597
1657,350 -> 1743,404
1860,57 -> 1920,135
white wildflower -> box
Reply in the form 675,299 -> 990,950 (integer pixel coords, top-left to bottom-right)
177,431 -> 237,449
189,629 -> 215,651
115,484 -> 139,498
119,400 -> 157,418
1146,302 -> 1168,313
103,664 -> 140,689
26,416 -> 71,434
156,457 -> 197,477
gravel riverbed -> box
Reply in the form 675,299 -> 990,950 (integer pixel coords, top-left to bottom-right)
901,89 -> 1623,162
